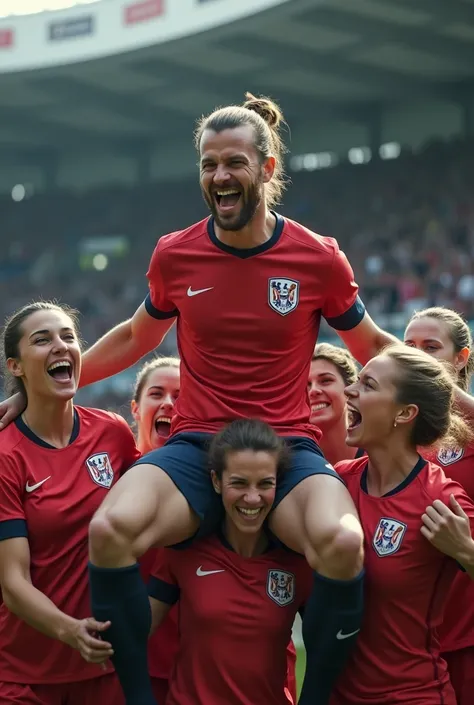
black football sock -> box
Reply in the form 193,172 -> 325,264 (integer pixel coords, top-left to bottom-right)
298,570 -> 364,705
89,562 -> 157,705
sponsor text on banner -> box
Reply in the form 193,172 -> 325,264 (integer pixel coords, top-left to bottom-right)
49,15 -> 94,42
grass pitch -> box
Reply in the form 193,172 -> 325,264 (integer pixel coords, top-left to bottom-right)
296,647 -> 306,697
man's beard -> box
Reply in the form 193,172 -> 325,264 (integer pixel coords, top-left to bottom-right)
203,179 -> 263,232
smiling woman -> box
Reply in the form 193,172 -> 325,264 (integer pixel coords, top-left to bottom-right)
403,307 -> 474,705
131,355 -> 181,705
0,300 -> 140,704
3,301 -> 81,405
144,418 -> 312,705
332,344 -> 474,705
131,356 -> 180,455
344,345 -> 472,452
308,343 -> 358,465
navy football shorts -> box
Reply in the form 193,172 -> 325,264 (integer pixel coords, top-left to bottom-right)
133,432 -> 341,539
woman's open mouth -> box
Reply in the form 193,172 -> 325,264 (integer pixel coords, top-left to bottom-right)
47,360 -> 73,383
154,416 -> 171,438
347,404 -> 362,431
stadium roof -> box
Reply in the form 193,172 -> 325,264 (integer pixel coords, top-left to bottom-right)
2,0 -> 474,157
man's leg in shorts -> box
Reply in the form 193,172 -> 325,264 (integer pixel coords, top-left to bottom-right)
270,446 -> 364,705
88,437 -> 208,705
444,647 -> 474,705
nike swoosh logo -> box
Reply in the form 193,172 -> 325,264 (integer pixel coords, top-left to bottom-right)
187,286 -> 214,297
196,566 -> 225,577
25,476 -> 51,493
336,628 -> 360,640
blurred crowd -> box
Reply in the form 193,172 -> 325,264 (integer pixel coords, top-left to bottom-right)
287,138 -> 474,321
2,136 -> 474,410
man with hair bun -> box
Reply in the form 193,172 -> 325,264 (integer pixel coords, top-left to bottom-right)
0,93 -> 397,705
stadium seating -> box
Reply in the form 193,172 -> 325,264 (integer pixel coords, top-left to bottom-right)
1,136 -> 474,410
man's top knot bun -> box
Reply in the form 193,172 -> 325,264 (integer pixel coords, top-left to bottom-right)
243,92 -> 283,130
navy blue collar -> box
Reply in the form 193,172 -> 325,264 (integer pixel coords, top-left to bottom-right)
360,455 -> 427,497
217,525 -> 275,554
15,408 -> 80,449
207,211 -> 284,259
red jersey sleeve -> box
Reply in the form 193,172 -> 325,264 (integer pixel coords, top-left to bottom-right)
0,455 -> 28,541
322,242 -> 365,331
148,548 -> 180,605
144,240 -> 178,320
439,479 -> 474,529
109,413 -> 141,474
334,458 -> 357,478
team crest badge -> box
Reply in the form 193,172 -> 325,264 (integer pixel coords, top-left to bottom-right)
437,446 -> 464,466
373,517 -> 407,557
266,569 -> 295,606
268,278 -> 299,316
86,453 -> 114,489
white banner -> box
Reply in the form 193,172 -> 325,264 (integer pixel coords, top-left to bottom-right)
0,0 -> 290,73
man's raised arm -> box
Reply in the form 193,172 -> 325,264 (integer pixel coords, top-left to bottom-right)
80,302 -> 175,387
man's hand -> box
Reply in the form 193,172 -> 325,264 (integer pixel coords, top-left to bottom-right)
0,393 -> 26,430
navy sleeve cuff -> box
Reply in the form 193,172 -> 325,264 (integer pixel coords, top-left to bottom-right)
148,576 -> 180,604
325,296 -> 366,331
144,294 -> 178,320
0,519 -> 28,541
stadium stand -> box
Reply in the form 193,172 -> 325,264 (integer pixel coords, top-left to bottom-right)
1,0 -> 474,409
2,138 -> 474,411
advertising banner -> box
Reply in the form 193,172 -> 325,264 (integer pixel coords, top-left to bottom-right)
0,0 -> 287,73
48,15 -> 94,41
0,29 -> 13,48
124,0 -> 164,26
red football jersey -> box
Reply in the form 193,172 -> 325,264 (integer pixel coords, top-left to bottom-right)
145,215 -> 364,441
0,406 -> 140,684
331,455 -> 474,705
424,442 -> 474,653
149,534 -> 312,705
139,548 -> 178,680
